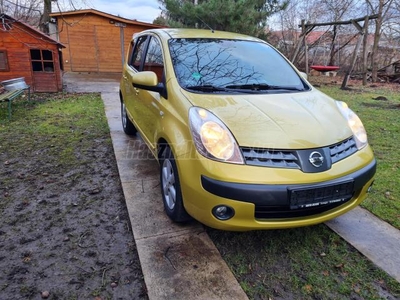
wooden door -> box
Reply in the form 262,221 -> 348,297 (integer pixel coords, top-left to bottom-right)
95,25 -> 123,73
68,25 -> 98,72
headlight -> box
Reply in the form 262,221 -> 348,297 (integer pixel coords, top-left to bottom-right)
189,107 -> 244,164
336,101 -> 368,149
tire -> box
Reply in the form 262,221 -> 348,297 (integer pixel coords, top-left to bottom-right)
160,146 -> 192,222
121,101 -> 137,135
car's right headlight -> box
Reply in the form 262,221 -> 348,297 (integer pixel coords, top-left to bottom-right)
336,101 -> 368,149
188,107 -> 244,164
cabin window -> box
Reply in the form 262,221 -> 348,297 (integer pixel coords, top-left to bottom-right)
0,50 -> 9,72
143,37 -> 164,82
129,36 -> 148,71
30,49 -> 54,72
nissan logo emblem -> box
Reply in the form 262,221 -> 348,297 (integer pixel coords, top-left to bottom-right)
309,151 -> 324,168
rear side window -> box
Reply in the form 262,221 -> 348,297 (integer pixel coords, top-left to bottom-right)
129,36 -> 148,71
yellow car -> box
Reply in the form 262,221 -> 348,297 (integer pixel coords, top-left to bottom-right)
119,28 -> 376,231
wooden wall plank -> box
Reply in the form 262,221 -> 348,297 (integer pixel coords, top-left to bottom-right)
96,25 -> 122,72
55,13 -> 160,73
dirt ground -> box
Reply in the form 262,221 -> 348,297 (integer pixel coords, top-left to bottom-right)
0,97 -> 148,299
309,73 -> 400,92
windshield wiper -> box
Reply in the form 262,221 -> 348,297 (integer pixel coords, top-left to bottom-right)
186,84 -> 228,92
225,84 -> 304,91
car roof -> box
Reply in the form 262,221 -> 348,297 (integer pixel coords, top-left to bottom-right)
136,28 -> 262,42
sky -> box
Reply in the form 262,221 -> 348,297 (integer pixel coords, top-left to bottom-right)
68,0 -> 163,23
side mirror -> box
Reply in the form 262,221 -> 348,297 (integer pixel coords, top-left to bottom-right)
131,71 -> 168,99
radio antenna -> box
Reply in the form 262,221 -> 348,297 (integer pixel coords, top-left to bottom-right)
196,16 -> 214,33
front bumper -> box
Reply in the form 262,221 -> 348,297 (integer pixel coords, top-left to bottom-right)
201,159 -> 376,219
177,145 -> 376,231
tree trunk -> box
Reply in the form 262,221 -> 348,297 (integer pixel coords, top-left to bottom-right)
362,16 -> 370,86
369,0 -> 395,82
370,0 -> 383,82
40,0 -> 51,35
328,25 -> 337,66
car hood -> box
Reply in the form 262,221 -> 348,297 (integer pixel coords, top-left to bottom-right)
182,89 -> 353,149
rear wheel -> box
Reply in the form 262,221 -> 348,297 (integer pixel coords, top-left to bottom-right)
121,101 -> 137,135
160,146 -> 192,222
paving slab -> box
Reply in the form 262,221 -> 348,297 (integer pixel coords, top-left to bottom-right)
101,91 -> 249,299
326,207 -> 400,283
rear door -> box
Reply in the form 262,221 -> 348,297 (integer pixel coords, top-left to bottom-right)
122,35 -> 149,130
136,36 -> 166,150
123,34 -> 167,152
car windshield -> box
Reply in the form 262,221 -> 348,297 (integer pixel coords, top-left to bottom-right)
168,38 -> 309,93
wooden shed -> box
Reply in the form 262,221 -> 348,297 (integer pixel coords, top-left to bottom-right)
0,14 -> 65,92
50,9 -> 163,73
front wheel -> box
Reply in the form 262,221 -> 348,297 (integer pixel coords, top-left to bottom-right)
160,146 -> 192,222
121,101 -> 137,135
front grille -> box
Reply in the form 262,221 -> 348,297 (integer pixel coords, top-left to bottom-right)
241,137 -> 358,171
330,137 -> 357,163
241,148 -> 300,169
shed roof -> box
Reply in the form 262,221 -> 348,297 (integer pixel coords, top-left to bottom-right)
0,13 -> 65,48
50,9 -> 164,28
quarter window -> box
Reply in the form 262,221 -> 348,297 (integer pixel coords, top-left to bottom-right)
145,38 -> 163,66
129,36 -> 148,71
143,37 -> 164,82
30,49 -> 54,72
0,50 -> 9,72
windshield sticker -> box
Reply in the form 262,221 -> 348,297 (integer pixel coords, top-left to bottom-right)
192,72 -> 202,80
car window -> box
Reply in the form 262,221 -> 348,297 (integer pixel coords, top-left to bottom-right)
169,38 -> 309,92
143,37 -> 164,82
129,35 -> 148,71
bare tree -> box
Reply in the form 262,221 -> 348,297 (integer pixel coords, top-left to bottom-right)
365,0 -> 395,82
0,0 -> 42,25
320,0 -> 357,66
1,0 -> 90,32
271,0 -> 359,69
271,0 -> 324,59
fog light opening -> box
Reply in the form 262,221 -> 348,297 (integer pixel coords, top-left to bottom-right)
212,205 -> 235,221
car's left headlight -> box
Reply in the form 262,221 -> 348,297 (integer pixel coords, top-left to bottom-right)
189,107 -> 244,164
336,101 -> 368,149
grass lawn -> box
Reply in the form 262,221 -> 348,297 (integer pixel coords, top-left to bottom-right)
207,224 -> 400,299
315,81 -> 400,230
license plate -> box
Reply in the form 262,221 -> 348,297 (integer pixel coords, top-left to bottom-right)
289,180 -> 354,209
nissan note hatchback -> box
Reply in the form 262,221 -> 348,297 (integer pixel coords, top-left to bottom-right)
119,28 -> 376,231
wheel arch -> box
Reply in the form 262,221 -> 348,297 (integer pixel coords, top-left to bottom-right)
157,137 -> 169,162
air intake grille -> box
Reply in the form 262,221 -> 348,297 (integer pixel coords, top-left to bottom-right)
330,137 -> 357,163
241,137 -> 358,170
241,148 -> 300,169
